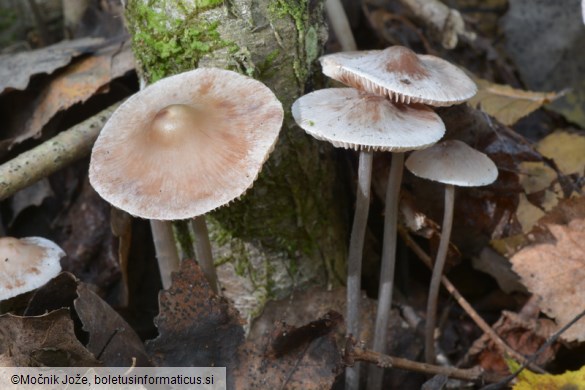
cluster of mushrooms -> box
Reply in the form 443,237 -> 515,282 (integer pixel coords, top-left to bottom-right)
0,45 -> 498,390
292,46 -> 497,389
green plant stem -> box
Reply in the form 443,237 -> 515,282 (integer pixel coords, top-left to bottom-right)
346,150 -> 373,390
191,215 -> 218,294
425,184 -> 454,364
368,152 -> 404,390
150,220 -> 180,289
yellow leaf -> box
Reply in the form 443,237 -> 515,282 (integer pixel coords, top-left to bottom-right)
536,131 -> 585,176
468,78 -> 564,126
507,359 -> 585,390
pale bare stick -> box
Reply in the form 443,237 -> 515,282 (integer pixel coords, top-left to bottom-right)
399,228 -> 545,373
346,340 -> 503,384
0,103 -> 120,200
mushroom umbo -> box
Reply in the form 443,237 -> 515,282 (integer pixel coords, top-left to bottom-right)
0,237 -> 64,301
405,139 -> 497,364
292,87 -> 445,388
90,68 -> 284,291
319,45 -> 476,389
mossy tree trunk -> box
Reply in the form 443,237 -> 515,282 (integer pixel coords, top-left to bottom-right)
125,0 -> 347,319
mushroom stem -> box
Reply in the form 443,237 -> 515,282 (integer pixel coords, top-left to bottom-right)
346,150 -> 373,390
190,216 -> 219,294
150,220 -> 180,289
368,152 -> 405,390
425,183 -> 455,364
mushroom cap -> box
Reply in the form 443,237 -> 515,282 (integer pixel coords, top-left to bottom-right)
320,46 -> 477,107
292,88 -> 445,151
89,68 -> 284,220
0,237 -> 64,301
405,140 -> 498,186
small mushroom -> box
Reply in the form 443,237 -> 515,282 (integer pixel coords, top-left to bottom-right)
319,45 -> 477,390
320,45 -> 477,106
0,237 -> 64,301
90,68 -> 284,291
405,139 -> 498,364
292,87 -> 445,388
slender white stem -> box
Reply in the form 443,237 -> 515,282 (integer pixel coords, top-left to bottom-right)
150,220 -> 180,289
425,184 -> 455,364
367,152 -> 404,390
325,0 -> 357,51
346,150 -> 373,390
191,215 -> 219,294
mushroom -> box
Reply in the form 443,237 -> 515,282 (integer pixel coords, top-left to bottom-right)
405,139 -> 497,364
319,45 -> 476,389
0,237 -> 64,301
320,45 -> 477,106
89,68 -> 284,292
292,87 -> 445,388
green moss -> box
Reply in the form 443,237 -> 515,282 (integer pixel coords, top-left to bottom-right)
126,0 -> 237,82
267,0 -> 309,87
172,220 -> 195,259
256,49 -> 280,78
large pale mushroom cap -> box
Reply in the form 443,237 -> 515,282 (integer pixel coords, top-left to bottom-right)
405,140 -> 498,186
0,237 -> 64,301
89,68 -> 284,220
292,88 -> 445,151
320,46 -> 477,106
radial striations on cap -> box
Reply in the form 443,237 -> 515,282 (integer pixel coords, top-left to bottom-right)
320,46 -> 477,107
405,140 -> 498,186
89,68 -> 284,220
0,237 -> 64,301
292,88 -> 445,152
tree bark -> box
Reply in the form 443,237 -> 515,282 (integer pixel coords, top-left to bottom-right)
125,0 -> 347,318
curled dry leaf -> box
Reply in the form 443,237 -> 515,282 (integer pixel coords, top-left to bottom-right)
74,283 -> 150,367
0,309 -> 99,366
468,78 -> 565,126
146,259 -> 245,386
0,37 -> 105,94
13,40 -> 134,147
511,198 -> 585,342
21,272 -> 149,367
467,310 -> 558,376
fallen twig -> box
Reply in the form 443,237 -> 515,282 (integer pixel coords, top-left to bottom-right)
345,338 -> 503,384
399,228 -> 545,374
0,102 -> 121,200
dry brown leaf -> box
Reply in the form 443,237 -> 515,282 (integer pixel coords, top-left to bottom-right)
0,37 -> 105,94
511,213 -> 585,342
146,259 -> 245,386
468,78 -> 564,126
14,40 -> 134,146
468,310 -> 558,376
74,283 -> 150,367
0,309 -> 99,366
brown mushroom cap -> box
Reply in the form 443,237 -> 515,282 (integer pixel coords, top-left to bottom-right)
405,140 -> 498,186
0,237 -> 64,301
89,68 -> 284,220
292,88 -> 445,151
320,46 -> 477,106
